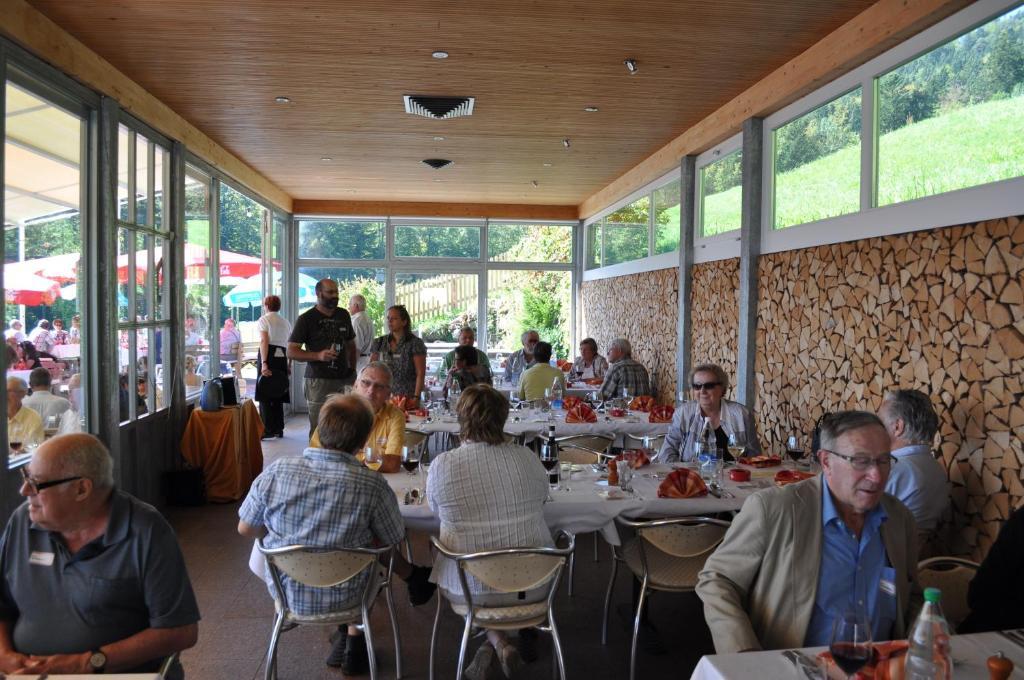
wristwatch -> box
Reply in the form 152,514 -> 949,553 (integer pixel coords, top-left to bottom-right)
88,649 -> 107,673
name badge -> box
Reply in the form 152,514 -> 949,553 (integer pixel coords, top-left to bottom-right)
29,551 -> 55,566
879,579 -> 896,596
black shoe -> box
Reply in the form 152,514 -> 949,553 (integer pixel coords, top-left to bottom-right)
341,633 -> 370,675
518,628 -> 539,663
325,632 -> 348,668
261,432 -> 276,441
405,565 -> 437,606
276,431 -> 285,438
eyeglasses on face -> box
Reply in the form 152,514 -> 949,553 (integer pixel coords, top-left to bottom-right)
20,467 -> 82,494
692,381 -> 722,391
821,449 -> 897,471
358,378 -> 390,392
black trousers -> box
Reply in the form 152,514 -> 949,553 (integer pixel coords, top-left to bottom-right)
257,349 -> 289,435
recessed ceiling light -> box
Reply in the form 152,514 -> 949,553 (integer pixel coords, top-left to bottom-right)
531,180 -> 539,188
432,51 -> 449,59
562,138 -> 571,149
542,162 -> 553,167
433,179 -> 445,182
274,96 -> 291,104
433,136 -> 446,141
584,106 -> 599,112
623,58 -> 638,75
320,156 -> 332,162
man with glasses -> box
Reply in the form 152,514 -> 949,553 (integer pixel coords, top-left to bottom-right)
0,434 -> 199,676
697,411 -> 918,652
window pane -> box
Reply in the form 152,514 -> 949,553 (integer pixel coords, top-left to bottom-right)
700,150 -> 742,236
117,329 -> 138,423
184,167 -> 211,393
603,197 -> 649,266
298,220 -> 385,259
394,224 -> 481,258
118,124 -> 130,221
487,270 -> 571,361
654,180 -> 681,254
272,214 -> 287,297
297,267 -> 385,331
394,272 -> 478,359
154,235 -> 169,321
487,223 -> 573,263
117,228 -> 130,321
876,6 -> 1024,205
135,232 -> 151,322
153,145 -> 168,231
773,88 -> 862,229
135,134 -> 149,226
586,219 -> 602,269
4,79 -> 87,453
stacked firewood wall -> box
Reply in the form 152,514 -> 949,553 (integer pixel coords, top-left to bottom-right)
690,259 -> 740,385
579,268 -> 678,405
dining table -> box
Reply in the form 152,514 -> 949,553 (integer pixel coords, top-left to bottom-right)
689,630 -> 1024,679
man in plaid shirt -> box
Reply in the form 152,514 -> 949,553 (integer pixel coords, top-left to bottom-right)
597,337 -> 652,401
239,393 -> 434,674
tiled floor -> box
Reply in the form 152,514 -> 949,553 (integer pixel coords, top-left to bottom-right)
169,415 -> 716,679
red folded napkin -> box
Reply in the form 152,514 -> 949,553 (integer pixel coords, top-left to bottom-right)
774,469 -> 815,486
657,469 -> 707,498
617,449 -> 650,469
389,395 -> 420,411
649,405 -> 675,423
629,396 -> 656,412
562,396 -> 583,411
565,403 -> 598,423
583,377 -> 603,386
817,640 -> 910,680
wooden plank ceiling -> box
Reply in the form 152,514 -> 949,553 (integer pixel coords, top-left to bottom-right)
28,0 -> 878,208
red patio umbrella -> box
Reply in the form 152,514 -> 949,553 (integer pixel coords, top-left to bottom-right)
4,271 -> 61,306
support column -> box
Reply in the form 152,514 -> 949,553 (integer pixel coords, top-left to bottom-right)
736,118 -> 763,409
168,141 -> 187,434
676,155 -> 697,400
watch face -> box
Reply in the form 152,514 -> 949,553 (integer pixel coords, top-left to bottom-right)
89,651 -> 107,670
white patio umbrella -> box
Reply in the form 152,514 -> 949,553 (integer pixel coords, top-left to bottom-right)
222,272 -> 318,308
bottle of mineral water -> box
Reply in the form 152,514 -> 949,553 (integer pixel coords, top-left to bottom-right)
549,376 -> 564,410
905,587 -> 952,680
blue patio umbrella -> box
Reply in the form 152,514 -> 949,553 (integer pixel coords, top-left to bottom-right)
222,272 -> 318,308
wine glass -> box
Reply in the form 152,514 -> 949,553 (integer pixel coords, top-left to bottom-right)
726,431 -> 747,462
829,608 -> 873,679
539,444 -> 559,491
364,446 -> 383,472
401,445 -> 420,476
419,390 -> 431,409
786,434 -> 805,470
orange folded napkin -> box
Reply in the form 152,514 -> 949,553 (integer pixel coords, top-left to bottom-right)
389,395 -> 420,411
557,359 -> 572,372
744,455 -> 782,468
774,469 -> 815,486
629,396 -> 656,412
583,377 -> 603,386
565,403 -> 598,423
617,449 -> 650,469
657,469 -> 707,498
562,396 -> 583,411
648,405 -> 675,423
818,640 -> 909,680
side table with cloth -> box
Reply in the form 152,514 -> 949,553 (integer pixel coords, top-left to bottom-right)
179,400 -> 264,502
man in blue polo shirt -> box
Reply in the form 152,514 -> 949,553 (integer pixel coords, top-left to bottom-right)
0,433 -> 199,676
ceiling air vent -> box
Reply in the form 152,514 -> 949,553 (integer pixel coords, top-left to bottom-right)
422,158 -> 453,170
403,95 -> 475,119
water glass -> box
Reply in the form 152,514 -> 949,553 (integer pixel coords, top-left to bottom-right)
695,442 -> 717,483
618,462 -> 634,492
419,390 -> 431,408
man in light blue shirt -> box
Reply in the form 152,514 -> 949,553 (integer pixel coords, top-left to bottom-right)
879,389 -> 947,545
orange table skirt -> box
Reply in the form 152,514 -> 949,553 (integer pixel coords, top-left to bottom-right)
180,400 -> 264,502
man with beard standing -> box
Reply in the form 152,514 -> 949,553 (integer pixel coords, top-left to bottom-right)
288,279 -> 357,437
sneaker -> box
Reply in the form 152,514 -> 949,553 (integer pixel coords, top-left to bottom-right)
464,642 -> 494,680
341,633 -> 369,675
517,628 -> 539,663
405,565 -> 437,606
497,642 -> 523,678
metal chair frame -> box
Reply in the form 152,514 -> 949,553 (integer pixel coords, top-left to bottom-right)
602,516 -> 730,680
258,540 -> 402,680
917,555 -> 980,627
428,535 -> 575,680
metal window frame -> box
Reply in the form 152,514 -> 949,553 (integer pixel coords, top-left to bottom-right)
693,134 -> 743,264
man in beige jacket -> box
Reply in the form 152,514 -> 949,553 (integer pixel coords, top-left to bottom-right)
696,411 -> 919,653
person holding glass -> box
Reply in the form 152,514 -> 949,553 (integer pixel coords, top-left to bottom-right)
426,384 -> 551,679
255,295 -> 292,439
369,305 -> 426,406
442,344 -> 491,399
696,411 -> 919,654
655,363 -> 760,463
570,337 -> 608,382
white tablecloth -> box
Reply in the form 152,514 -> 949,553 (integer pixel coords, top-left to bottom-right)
385,463 -> 752,546
407,409 -> 668,444
50,343 -> 81,359
690,632 -> 1022,680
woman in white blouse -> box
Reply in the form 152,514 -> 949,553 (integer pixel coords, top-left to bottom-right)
255,295 -> 292,439
570,337 -> 608,381
427,384 -> 550,680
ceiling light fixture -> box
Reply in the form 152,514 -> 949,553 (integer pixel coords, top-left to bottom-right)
274,96 -> 291,104
623,58 -> 638,75
562,138 -> 571,149
532,180 -> 539,188
433,136 -> 446,141
320,156 -> 332,162
432,50 -> 449,59
584,106 -> 599,112
543,162 -> 553,167
422,158 -> 454,169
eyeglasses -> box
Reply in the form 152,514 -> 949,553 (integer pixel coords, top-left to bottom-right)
358,378 -> 391,392
691,381 -> 722,391
20,467 -> 82,494
821,449 -> 897,471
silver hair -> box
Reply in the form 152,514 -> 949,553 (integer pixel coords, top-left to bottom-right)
609,338 -> 632,357
349,294 -> 367,310
520,329 -> 539,343
689,363 -> 730,391
882,389 -> 938,446
361,361 -> 393,382
818,411 -> 886,453
458,326 -> 476,338
51,433 -> 115,490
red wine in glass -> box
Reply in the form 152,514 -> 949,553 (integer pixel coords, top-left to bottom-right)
829,608 -> 872,679
9,442 -> 22,454
402,459 -> 419,473
830,641 -> 872,676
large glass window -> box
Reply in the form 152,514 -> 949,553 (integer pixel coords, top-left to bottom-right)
298,220 -> 384,259
700,150 -> 743,236
653,179 -> 681,254
773,88 -> 862,228
604,197 -> 650,266
394,224 -> 480,258
4,78 -> 87,456
395,272 -> 479,353
488,223 -> 573,263
183,165 -> 212,396
876,5 -> 1024,206
487,270 -> 572,361
297,266 -> 385,328
585,219 -> 603,269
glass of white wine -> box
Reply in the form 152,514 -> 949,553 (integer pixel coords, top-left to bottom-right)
726,431 -> 747,461
364,446 -> 383,472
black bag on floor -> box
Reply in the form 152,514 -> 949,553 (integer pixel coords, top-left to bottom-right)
165,466 -> 206,506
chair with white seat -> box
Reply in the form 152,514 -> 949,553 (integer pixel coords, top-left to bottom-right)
602,516 -> 730,680
258,540 -> 403,680
428,535 -> 575,680
917,556 -> 980,628
622,433 -> 666,453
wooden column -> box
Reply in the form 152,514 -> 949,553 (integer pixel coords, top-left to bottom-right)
736,118 -> 763,409
676,155 -> 698,399
168,140 -> 188,438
